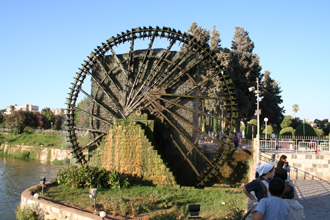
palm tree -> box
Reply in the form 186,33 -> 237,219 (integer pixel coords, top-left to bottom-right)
292,104 -> 299,119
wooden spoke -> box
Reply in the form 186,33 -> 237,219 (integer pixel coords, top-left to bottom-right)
80,88 -> 120,119
74,106 -> 113,125
81,134 -> 106,150
146,97 -> 214,167
154,96 -> 228,122
84,68 -> 126,118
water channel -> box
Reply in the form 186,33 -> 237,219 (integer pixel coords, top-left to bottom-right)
0,156 -> 65,220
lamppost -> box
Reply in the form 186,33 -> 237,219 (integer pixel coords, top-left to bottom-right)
249,77 -> 261,164
264,117 -> 268,140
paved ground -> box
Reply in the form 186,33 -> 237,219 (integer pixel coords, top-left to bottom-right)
292,179 -> 330,220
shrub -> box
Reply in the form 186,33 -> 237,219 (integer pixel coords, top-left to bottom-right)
23,126 -> 33,134
314,128 -> 324,137
15,205 -> 38,220
262,125 -> 274,135
13,151 -> 30,160
279,127 -> 295,136
295,123 -> 317,136
56,165 -> 129,189
52,158 -> 70,165
280,116 -> 293,129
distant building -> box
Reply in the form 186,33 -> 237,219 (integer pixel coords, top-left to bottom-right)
51,108 -> 67,115
4,104 -> 39,115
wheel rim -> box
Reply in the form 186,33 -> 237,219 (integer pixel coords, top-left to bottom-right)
66,26 -> 238,186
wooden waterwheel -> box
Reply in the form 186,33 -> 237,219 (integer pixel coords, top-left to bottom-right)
66,26 -> 238,186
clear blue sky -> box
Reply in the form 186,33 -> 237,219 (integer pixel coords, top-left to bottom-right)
1,0 -> 329,122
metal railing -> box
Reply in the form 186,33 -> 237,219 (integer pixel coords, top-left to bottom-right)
258,139 -> 330,152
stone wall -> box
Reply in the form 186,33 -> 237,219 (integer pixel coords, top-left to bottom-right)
261,152 -> 330,181
21,184 -> 105,220
0,144 -> 71,162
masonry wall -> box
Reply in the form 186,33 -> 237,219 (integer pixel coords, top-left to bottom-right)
261,152 -> 330,180
0,144 -> 71,162
21,184 -> 104,220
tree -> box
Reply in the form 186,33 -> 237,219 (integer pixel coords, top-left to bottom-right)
210,25 -> 221,52
4,110 -> 39,133
280,116 -> 293,129
54,115 -> 66,130
180,22 -> 210,53
0,109 -> 5,124
231,27 -> 254,53
259,71 -> 284,127
223,27 -> 262,129
41,108 -> 55,129
292,104 -> 299,119
314,119 -> 330,136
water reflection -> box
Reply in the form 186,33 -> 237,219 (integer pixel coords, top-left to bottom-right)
0,157 -> 66,220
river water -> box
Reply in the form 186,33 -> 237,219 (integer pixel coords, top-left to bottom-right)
0,157 -> 65,220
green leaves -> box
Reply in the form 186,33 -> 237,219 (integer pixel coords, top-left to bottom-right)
56,165 -> 129,189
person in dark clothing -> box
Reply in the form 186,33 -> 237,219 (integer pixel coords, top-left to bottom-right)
277,155 -> 288,168
277,155 -> 290,182
243,162 -> 275,203
234,135 -> 239,148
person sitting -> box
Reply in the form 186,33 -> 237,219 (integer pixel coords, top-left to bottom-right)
251,178 -> 290,220
243,162 -> 275,203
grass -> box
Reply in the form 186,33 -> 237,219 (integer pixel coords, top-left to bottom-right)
42,184 -> 248,220
0,132 -> 66,148
0,131 -> 89,149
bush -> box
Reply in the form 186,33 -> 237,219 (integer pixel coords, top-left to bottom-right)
23,126 -> 33,134
262,125 -> 274,135
52,158 -> 70,165
56,165 -> 129,189
279,127 -> 295,136
295,123 -> 317,136
15,205 -> 38,220
314,128 -> 324,137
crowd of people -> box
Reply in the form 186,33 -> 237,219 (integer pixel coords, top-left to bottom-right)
242,155 -> 306,220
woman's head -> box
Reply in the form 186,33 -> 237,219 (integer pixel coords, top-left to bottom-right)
280,155 -> 287,162
257,162 -> 275,180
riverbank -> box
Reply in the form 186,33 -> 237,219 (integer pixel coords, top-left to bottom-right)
0,144 -> 71,163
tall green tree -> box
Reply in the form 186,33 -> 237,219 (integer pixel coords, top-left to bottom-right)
210,25 -> 221,52
223,27 -> 262,128
180,22 -> 210,53
259,71 -> 284,127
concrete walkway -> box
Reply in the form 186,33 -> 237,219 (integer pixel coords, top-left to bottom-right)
292,179 -> 330,220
